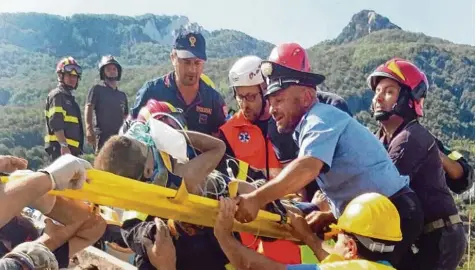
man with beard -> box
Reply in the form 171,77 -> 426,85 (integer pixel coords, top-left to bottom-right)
44,57 -> 84,160
85,55 -> 128,152
130,31 -> 226,136
233,56 -> 424,268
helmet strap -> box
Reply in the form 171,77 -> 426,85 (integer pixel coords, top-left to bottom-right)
372,87 -> 417,122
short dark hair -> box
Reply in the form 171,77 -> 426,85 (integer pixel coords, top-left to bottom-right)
94,135 -> 147,180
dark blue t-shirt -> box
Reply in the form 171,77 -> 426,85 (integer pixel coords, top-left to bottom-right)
131,72 -> 226,135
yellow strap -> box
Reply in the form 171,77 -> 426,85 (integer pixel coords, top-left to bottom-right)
236,160 -> 249,181
45,107 -> 79,123
448,151 -> 463,161
159,151 -> 173,171
44,135 -> 80,148
122,210 -> 148,222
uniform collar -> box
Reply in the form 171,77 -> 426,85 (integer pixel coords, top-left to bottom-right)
167,72 -> 203,107
377,119 -> 418,147
102,81 -> 118,90
58,84 -> 73,96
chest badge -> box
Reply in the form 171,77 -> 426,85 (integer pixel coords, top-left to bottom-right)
238,132 -> 250,143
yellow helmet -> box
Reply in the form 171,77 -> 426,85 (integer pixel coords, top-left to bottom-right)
200,74 -> 216,89
329,193 -> 402,242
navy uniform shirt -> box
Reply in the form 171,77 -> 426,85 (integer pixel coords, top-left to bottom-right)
130,72 -> 226,135
377,120 -> 458,223
87,82 -> 128,139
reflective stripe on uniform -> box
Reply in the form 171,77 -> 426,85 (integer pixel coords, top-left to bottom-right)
448,151 -> 463,161
236,160 -> 249,181
44,135 -> 80,148
423,214 -> 462,234
225,264 -> 235,270
45,107 -> 79,123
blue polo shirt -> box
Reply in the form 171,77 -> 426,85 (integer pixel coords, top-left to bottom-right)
131,72 -> 226,135
269,91 -> 352,164
294,102 -> 408,217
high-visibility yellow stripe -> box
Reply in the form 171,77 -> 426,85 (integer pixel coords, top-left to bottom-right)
448,151 -> 463,161
236,160 -> 249,181
45,107 -> 66,118
45,107 -> 79,123
225,264 -> 235,270
64,116 -> 79,123
44,135 -> 80,148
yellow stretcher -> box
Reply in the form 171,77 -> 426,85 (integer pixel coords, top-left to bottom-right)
2,169 -> 297,241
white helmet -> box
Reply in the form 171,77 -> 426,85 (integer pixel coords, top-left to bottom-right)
229,55 -> 264,88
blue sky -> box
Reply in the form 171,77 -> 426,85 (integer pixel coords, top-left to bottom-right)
1,0 -> 474,47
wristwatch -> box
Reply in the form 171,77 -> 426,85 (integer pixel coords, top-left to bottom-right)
59,142 -> 68,148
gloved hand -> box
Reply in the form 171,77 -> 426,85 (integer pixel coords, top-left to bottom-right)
39,154 -> 92,190
3,241 -> 59,270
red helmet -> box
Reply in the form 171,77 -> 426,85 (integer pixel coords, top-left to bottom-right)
56,56 -> 82,77
268,43 -> 311,72
137,99 -> 187,129
368,58 -> 428,117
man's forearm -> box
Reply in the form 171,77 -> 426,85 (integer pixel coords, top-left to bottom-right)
175,131 -> 226,193
253,156 -> 322,206
29,194 -> 57,214
216,233 -> 286,270
53,130 -> 68,145
302,234 -> 329,261
46,198 -> 106,256
440,152 -> 464,180
84,105 -> 94,133
182,130 -> 224,152
0,173 -> 53,228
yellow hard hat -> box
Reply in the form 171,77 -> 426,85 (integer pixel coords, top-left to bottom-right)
328,193 -> 402,242
200,74 -> 216,89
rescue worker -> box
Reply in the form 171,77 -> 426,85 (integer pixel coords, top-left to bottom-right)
214,193 -> 403,270
233,51 -> 424,267
44,57 -> 84,161
130,31 -> 226,136
219,55 -> 305,264
85,55 -> 128,152
265,43 -> 353,202
369,58 -> 466,269
0,154 -> 106,269
219,55 -> 281,181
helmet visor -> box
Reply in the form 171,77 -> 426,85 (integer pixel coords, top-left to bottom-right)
63,64 -> 82,76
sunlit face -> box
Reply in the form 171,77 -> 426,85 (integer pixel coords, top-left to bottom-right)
331,233 -> 358,260
104,64 -> 118,79
235,85 -> 263,122
171,52 -> 205,86
267,86 -> 307,133
63,73 -> 79,88
372,78 -> 401,115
